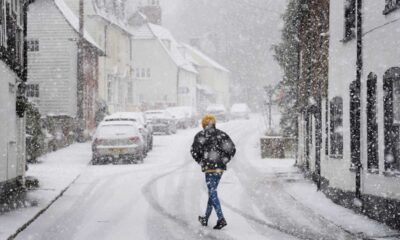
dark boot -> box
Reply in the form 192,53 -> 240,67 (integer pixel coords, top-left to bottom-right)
213,218 -> 227,230
198,216 -> 208,226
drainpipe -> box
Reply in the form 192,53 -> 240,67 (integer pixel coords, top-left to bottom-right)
355,0 -> 363,201
76,0 -> 85,142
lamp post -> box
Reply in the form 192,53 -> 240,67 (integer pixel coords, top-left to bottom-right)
264,85 -> 274,133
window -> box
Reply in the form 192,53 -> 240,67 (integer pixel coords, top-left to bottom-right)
330,97 -> 343,157
350,80 -> 361,167
128,80 -> 133,103
107,75 -> 113,102
26,84 -> 39,98
344,0 -> 356,41
136,68 -> 150,79
325,100 -> 329,156
367,73 -> 379,172
27,39 -> 39,52
383,68 -> 400,173
135,68 -> 140,78
384,0 -> 400,14
0,0 -> 4,47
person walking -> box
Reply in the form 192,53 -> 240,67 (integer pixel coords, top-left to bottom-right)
191,114 -> 236,230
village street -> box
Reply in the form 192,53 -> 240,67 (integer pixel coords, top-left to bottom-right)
6,116 -> 396,240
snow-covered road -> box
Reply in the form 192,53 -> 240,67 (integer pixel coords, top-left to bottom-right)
14,117 -> 398,240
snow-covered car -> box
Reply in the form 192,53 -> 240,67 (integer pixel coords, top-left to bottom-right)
166,107 -> 191,129
181,106 -> 199,128
104,112 -> 153,152
206,104 -> 228,122
145,110 -> 177,135
230,103 -> 250,120
92,121 -> 146,164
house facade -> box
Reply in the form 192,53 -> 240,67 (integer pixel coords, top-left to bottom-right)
297,0 -> 400,229
0,0 -> 30,195
63,0 -> 135,114
27,0 -> 103,140
129,22 -> 198,110
182,44 -> 231,112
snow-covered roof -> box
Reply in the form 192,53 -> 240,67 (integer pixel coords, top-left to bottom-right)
182,44 -> 230,73
54,0 -> 104,54
130,23 -> 198,74
92,4 -> 132,36
130,23 -> 154,39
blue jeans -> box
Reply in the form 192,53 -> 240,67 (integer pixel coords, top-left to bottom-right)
205,172 -> 224,220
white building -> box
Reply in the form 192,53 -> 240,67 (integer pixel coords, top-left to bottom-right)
0,1 -> 30,194
63,0 -> 135,114
181,44 -> 231,111
27,0 -> 103,135
298,0 -> 400,229
129,21 -> 198,109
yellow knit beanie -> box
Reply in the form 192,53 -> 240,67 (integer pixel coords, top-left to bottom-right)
202,114 -> 216,129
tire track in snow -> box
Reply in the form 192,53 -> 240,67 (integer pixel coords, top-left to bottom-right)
142,161 -> 235,240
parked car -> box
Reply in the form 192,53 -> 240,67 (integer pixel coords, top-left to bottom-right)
104,112 -> 153,152
145,110 -> 177,135
181,106 -> 199,128
230,103 -> 250,120
206,104 -> 228,122
92,121 -> 146,164
167,107 -> 190,129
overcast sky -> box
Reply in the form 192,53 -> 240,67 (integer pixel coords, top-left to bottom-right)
161,0 -> 287,105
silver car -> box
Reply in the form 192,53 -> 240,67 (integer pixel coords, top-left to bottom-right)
92,121 -> 146,164
104,112 -> 153,153
145,110 -> 177,135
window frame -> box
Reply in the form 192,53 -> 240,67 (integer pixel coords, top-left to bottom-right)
383,68 -> 400,175
367,73 -> 379,173
26,84 -> 39,98
27,39 -> 39,52
343,0 -> 356,42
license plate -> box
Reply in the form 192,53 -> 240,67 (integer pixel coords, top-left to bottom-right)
111,148 -> 126,154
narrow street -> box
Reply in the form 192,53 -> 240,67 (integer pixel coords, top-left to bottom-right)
13,117 -> 396,240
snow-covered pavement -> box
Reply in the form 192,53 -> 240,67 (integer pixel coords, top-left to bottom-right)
4,116 -> 399,240
0,143 -> 91,240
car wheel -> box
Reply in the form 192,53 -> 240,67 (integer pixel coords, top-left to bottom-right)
137,153 -> 144,164
91,157 -> 99,165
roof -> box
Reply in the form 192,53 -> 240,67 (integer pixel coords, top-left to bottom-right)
92,4 -> 132,36
131,23 -> 198,74
54,0 -> 104,54
182,44 -> 230,73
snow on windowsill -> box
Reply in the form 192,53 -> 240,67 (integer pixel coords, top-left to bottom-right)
383,169 -> 400,177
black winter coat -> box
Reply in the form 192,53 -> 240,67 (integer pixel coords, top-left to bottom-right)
191,127 -> 236,172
